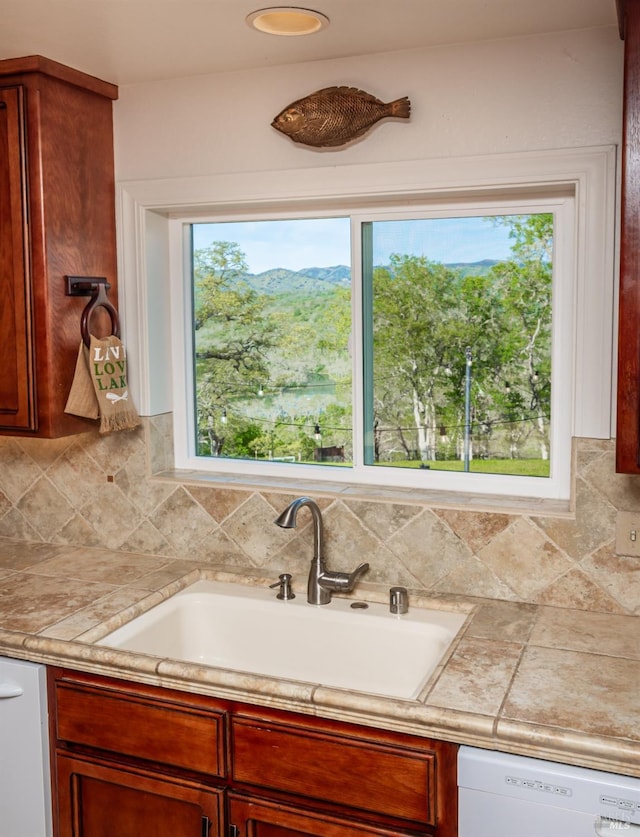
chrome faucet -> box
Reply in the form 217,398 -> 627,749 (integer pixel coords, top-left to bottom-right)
274,497 -> 369,605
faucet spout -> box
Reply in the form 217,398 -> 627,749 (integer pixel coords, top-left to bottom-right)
275,497 -> 369,605
274,496 -> 324,565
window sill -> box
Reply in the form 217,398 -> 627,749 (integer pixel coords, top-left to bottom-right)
153,468 -> 573,518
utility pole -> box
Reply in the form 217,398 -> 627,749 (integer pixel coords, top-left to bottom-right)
464,347 -> 472,472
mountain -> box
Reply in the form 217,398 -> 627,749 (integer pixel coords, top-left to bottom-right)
445,259 -> 498,276
242,266 -> 350,295
240,260 -> 497,295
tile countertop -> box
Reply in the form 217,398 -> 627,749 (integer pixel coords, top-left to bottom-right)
0,539 -> 639,778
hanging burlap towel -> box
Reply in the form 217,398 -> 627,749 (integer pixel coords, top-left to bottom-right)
65,335 -> 140,433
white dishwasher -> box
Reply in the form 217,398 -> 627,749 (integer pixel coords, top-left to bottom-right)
0,658 -> 52,837
459,745 -> 640,836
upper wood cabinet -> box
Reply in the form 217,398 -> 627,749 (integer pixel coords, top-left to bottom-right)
617,0 -> 640,472
0,56 -> 118,438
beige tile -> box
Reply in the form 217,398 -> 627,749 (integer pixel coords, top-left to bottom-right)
477,518 -> 572,598
54,512 -> 111,548
0,539 -> 69,570
80,426 -> 144,474
128,560 -> 201,590
580,445 -> 640,510
16,435 -> 80,469
530,606 -> 640,659
533,568 -> 623,613
79,483 -> 145,549
581,544 -> 640,615
222,493 -> 294,566
343,499 -> 422,541
119,520 -> 173,555
466,599 -> 538,642
502,646 -> 640,740
27,548 -> 169,585
16,477 -> 75,541
426,636 -> 523,716
115,446 -> 175,516
190,528 -> 262,566
387,509 -> 474,589
0,508 -> 41,541
148,414 -> 174,474
0,573 -> 116,632
434,554 -> 518,600
533,477 -> 616,561
47,446 -> 108,508
322,502 -> 414,585
149,486 -> 217,554
435,508 -> 512,554
0,439 -> 43,503
0,490 -> 11,518
187,486 -> 253,523
39,586 -> 162,640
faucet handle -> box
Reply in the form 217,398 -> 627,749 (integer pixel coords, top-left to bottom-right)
348,562 -> 370,587
269,573 -> 295,600
319,562 -> 369,593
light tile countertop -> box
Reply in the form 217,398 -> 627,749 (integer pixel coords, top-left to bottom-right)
0,539 -> 639,778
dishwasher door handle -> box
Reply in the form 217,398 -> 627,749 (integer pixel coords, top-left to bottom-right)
0,682 -> 24,698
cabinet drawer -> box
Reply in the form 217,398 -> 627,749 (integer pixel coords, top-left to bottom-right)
54,677 -> 226,778
231,715 -> 436,826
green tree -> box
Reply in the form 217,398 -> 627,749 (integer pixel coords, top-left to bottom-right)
371,213 -> 552,465
490,214 -> 553,459
193,242 -> 276,456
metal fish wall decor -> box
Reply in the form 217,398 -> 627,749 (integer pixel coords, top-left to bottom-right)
271,86 -> 411,148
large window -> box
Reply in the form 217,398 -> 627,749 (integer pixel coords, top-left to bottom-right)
184,196 -> 573,499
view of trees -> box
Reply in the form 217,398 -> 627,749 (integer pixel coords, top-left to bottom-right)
192,213 -> 552,477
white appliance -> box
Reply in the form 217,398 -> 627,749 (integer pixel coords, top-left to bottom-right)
0,658 -> 52,837
459,745 -> 640,836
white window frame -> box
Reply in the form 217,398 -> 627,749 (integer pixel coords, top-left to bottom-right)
116,146 -> 617,505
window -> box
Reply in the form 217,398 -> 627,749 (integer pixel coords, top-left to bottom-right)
123,148 -> 614,505
180,196 -> 574,500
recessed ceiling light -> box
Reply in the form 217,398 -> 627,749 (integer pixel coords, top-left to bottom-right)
246,7 -> 330,36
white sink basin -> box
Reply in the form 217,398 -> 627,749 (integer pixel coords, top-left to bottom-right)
97,580 -> 467,699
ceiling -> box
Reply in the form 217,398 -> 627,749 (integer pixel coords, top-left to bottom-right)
0,0 -> 619,87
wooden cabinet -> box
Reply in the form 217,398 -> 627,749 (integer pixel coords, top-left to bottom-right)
56,754 -> 224,837
227,793 -> 423,836
0,56 -> 118,437
230,709 -> 451,832
49,668 -> 458,837
617,0 -> 640,472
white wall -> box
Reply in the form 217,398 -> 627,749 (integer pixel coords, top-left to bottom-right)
113,27 -> 623,181
112,25 -> 623,452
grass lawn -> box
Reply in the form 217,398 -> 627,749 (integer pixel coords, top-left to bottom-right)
379,458 -> 550,477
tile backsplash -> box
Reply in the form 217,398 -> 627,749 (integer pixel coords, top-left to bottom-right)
1,415 -> 639,615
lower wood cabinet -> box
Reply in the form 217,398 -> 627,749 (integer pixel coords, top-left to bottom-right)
227,793 -> 427,836
48,668 -> 457,837
56,753 -> 223,837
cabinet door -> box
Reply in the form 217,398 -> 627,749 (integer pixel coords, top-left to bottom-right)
228,793 -> 424,837
55,753 -> 224,837
0,84 -> 36,431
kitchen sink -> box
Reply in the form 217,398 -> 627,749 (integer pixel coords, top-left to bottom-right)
97,579 -> 468,699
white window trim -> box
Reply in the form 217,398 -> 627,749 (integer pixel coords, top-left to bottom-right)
116,146 -> 617,504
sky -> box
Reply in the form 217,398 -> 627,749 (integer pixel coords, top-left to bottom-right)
192,215 -> 522,274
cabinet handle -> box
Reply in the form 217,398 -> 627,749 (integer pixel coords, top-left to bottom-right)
228,826 -> 239,837
0,682 -> 23,699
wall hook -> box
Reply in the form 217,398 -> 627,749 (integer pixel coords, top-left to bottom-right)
66,276 -> 120,348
